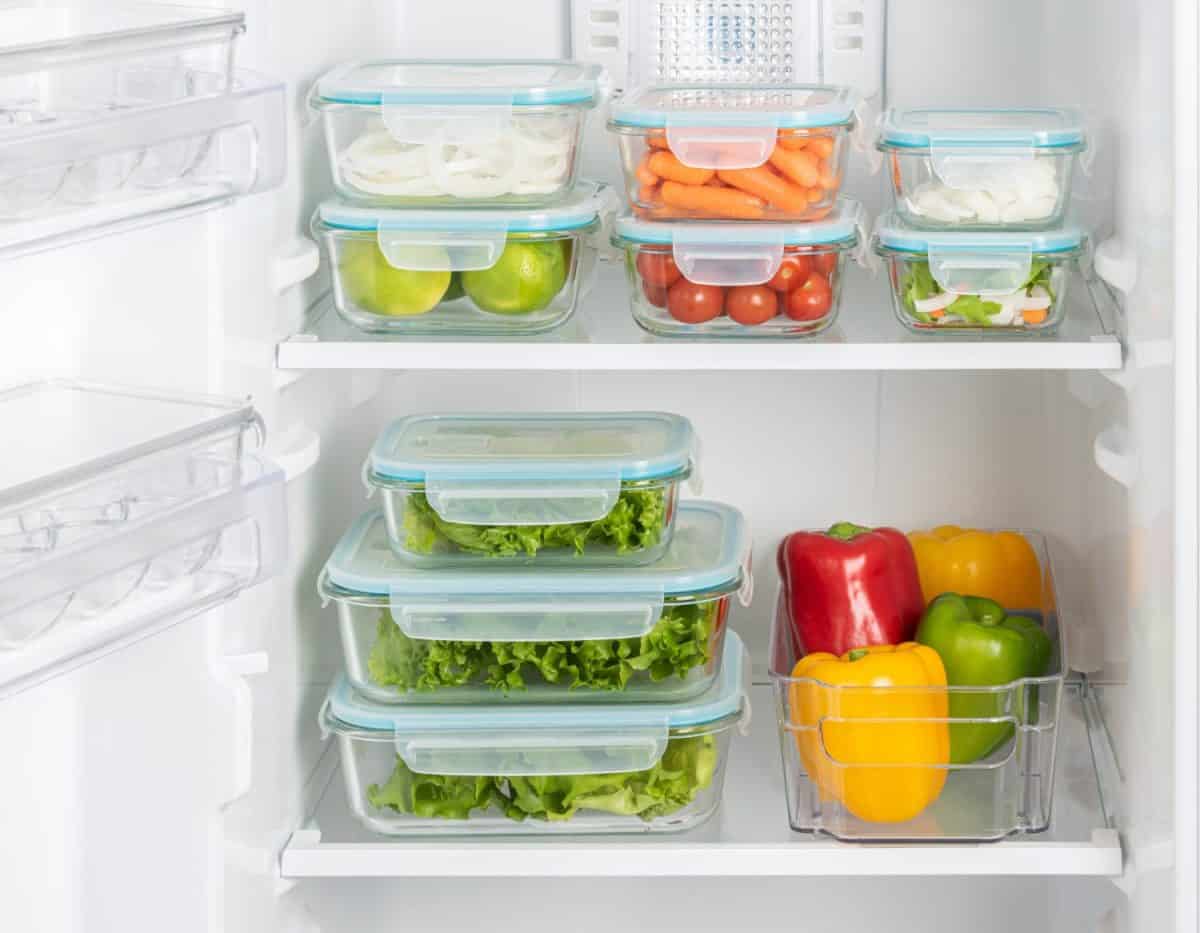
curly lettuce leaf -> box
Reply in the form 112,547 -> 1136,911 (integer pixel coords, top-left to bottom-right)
367,598 -> 719,693
367,735 -> 718,823
367,765 -> 502,820
901,258 -> 1059,320
401,487 -> 667,558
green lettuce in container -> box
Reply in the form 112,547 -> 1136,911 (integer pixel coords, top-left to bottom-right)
320,503 -> 751,705
364,412 -> 698,566
321,633 -> 749,835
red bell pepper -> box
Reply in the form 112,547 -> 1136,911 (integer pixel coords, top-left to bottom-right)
778,521 -> 925,657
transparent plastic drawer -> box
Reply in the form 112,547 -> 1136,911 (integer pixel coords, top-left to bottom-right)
320,633 -> 749,836
0,70 -> 285,258
0,381 -> 283,696
0,455 -> 285,698
1,4 -> 243,130
769,531 -> 1067,841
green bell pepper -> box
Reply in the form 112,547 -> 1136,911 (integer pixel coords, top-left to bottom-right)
915,593 -> 1053,764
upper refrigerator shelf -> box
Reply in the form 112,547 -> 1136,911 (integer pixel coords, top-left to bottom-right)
0,381 -> 286,698
0,4 -> 283,257
277,259 -> 1122,373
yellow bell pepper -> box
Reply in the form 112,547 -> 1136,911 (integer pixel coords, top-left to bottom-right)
789,643 -> 949,823
908,525 -> 1043,610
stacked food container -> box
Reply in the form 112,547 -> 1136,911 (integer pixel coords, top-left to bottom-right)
319,412 -> 752,834
873,107 -> 1089,334
606,84 -> 870,337
307,60 -> 613,336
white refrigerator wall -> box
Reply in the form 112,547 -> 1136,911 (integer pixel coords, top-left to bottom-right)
0,1 -> 1185,932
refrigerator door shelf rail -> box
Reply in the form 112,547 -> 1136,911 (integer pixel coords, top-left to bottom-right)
0,70 -> 286,260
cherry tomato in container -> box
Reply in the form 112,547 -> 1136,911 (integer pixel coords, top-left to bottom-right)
667,280 -> 724,324
786,272 -> 833,322
727,286 -> 778,325
636,251 -> 682,288
641,278 -> 669,308
812,250 -> 838,276
767,254 -> 813,292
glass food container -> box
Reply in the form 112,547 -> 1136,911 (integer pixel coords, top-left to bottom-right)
307,59 -> 601,206
770,531 -> 1067,842
878,107 -> 1086,231
612,198 -> 865,338
608,84 -> 858,222
874,212 -> 1086,334
312,183 -> 609,336
364,411 -> 698,566
320,500 -> 751,704
320,631 -> 749,835
0,3 -> 244,218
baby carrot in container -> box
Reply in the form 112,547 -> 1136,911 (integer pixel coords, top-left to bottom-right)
609,84 -> 859,221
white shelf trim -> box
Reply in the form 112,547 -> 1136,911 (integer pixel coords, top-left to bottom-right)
276,263 -> 1122,373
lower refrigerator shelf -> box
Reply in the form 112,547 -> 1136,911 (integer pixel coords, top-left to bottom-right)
279,681 -> 1123,879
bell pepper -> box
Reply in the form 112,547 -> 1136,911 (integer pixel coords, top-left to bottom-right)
915,593 -> 1053,764
908,525 -> 1043,610
778,522 -> 925,657
788,643 -> 949,823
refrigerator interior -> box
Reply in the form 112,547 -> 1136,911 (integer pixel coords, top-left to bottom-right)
0,1 -> 1189,932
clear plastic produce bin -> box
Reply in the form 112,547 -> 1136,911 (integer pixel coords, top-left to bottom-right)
312,183 -> 609,336
874,212 -> 1086,334
877,107 -> 1086,231
319,500 -> 750,704
769,531 -> 1067,842
0,381 -> 285,697
612,198 -> 865,338
0,3 -> 244,221
307,59 -> 601,206
364,411 -> 698,565
320,632 -> 749,835
609,84 -> 858,222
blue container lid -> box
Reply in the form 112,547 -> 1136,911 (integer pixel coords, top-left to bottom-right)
614,197 -> 862,248
323,501 -> 748,600
317,182 -> 607,235
324,631 -> 747,734
367,411 -> 694,485
311,59 -> 601,108
879,107 -> 1086,150
610,84 -> 857,129
875,211 -> 1086,255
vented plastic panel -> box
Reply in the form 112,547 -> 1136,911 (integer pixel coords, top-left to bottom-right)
570,0 -> 882,99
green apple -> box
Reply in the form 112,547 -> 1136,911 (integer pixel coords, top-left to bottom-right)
340,240 -> 451,316
462,239 -> 568,315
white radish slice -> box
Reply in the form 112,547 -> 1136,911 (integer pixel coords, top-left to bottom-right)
990,292 -> 1025,326
914,292 -> 953,315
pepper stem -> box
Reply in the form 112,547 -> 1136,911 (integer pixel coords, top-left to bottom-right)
827,521 -> 872,541
847,648 -> 870,661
